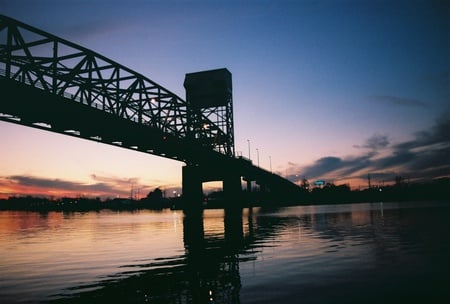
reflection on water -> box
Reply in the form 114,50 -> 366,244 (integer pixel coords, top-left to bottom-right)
0,201 -> 449,303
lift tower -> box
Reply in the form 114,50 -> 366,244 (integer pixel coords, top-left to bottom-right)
184,68 -> 234,157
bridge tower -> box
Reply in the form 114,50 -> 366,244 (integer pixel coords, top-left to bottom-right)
182,69 -> 241,203
184,68 -> 234,157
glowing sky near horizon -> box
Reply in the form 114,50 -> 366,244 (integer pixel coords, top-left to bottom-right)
0,0 -> 449,198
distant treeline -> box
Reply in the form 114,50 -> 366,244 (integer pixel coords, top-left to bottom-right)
295,177 -> 450,205
221,177 -> 450,207
0,187 -> 176,212
0,178 -> 449,212
0,196 -> 176,212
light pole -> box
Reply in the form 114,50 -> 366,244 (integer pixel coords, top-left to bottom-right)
256,148 -> 260,167
247,139 -> 251,160
269,155 -> 272,173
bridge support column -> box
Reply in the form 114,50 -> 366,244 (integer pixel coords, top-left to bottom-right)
182,165 -> 204,207
246,180 -> 252,192
223,174 -> 242,200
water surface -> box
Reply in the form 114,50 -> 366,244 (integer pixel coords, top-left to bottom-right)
0,201 -> 448,303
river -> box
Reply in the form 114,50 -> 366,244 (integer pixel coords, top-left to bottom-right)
0,201 -> 449,303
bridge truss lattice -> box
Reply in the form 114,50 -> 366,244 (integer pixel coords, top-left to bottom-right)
0,15 -> 233,156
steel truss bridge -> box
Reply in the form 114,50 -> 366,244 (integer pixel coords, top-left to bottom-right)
0,15 -> 301,204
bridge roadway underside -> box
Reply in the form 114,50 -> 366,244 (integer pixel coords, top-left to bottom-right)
182,158 -> 303,205
0,78 -> 302,205
0,77 -> 221,164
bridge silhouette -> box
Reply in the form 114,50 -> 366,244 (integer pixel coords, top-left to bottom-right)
0,15 -> 301,205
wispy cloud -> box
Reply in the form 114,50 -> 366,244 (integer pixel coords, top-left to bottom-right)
288,114 -> 450,186
90,174 -> 139,188
372,95 -> 427,108
1,173 -> 151,199
1,175 -> 125,197
353,133 -> 390,150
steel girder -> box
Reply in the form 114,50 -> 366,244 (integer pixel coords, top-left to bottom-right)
0,15 -> 233,150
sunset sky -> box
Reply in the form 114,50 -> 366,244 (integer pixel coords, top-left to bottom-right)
0,0 -> 449,199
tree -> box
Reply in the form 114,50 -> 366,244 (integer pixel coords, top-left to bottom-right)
147,188 -> 163,200
301,178 -> 310,191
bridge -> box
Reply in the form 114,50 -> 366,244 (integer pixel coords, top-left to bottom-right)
0,15 -> 302,206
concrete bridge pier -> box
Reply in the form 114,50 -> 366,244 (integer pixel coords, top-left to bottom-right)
223,173 -> 242,200
182,164 -> 243,207
246,180 -> 252,192
182,165 -> 204,207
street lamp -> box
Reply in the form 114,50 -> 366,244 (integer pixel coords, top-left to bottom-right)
256,148 -> 260,167
269,155 -> 272,173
